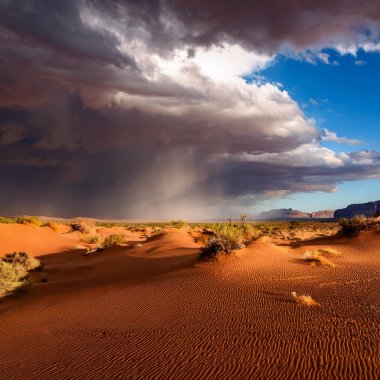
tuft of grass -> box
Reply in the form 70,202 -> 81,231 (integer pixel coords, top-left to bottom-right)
201,224 -> 244,260
304,250 -> 337,268
101,234 -> 127,249
2,252 -> 42,271
291,292 -> 320,306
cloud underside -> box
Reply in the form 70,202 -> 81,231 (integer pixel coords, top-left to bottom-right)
0,0 -> 379,218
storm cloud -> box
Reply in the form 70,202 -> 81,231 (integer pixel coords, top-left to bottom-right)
0,0 -> 379,218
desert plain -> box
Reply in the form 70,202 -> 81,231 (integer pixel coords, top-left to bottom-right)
0,218 -> 379,379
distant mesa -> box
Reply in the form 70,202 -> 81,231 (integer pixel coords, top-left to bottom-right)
334,200 -> 380,219
258,208 -> 334,220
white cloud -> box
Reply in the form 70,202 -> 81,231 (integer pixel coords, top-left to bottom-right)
321,128 -> 363,145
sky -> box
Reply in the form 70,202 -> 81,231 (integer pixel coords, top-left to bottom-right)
0,0 -> 379,219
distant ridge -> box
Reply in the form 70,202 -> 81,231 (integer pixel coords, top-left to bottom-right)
334,200 -> 380,219
258,200 -> 380,220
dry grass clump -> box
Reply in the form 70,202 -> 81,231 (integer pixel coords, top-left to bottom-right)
47,221 -> 60,232
291,292 -> 320,306
101,234 -> 127,249
70,221 -> 92,234
0,252 -> 42,298
318,247 -> 340,256
82,234 -> 102,244
304,250 -> 337,268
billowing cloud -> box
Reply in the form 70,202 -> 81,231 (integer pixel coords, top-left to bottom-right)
0,0 -> 379,218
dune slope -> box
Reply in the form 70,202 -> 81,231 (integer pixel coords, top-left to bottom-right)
0,229 -> 379,379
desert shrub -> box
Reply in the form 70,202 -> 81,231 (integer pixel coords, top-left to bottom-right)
201,225 -> 244,260
339,215 -> 367,234
170,220 -> 186,229
0,261 -> 28,297
82,234 -> 102,244
101,234 -> 127,248
2,252 -> 42,271
291,292 -> 319,306
304,250 -> 336,267
151,227 -> 164,237
239,224 -> 263,242
70,221 -> 92,234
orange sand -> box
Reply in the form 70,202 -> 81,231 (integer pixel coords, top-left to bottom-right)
1,225 -> 379,379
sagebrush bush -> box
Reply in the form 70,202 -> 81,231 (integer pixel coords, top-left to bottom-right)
101,234 -> 127,248
2,252 -> 42,271
0,261 -> 28,297
339,215 -> 367,234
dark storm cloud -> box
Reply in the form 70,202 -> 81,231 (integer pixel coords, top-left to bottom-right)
0,0 -> 380,218
87,0 -> 380,53
166,0 -> 380,52
0,0 -> 135,67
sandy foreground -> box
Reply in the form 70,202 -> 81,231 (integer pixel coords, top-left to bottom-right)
0,224 -> 379,379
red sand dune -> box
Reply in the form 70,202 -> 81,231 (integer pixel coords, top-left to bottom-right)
1,225 -> 380,379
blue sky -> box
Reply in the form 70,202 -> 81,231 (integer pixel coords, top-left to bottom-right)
248,49 -> 380,212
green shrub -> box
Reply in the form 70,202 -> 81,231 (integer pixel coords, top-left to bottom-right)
2,252 -> 42,271
101,234 -> 127,248
339,215 -> 367,234
201,224 -> 244,260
